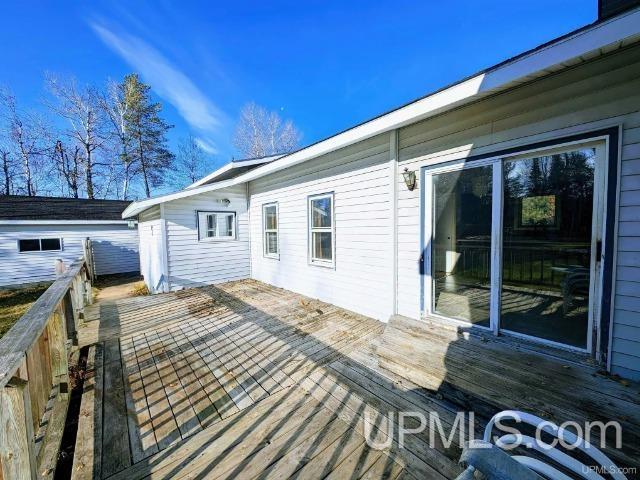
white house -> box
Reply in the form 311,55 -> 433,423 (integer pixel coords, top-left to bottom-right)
0,195 -> 140,286
125,3 -> 640,380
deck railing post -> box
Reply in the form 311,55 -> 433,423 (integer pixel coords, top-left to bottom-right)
0,376 -> 37,480
82,267 -> 93,306
46,306 -> 70,400
62,291 -> 77,346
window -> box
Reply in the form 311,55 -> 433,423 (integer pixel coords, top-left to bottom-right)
263,203 -> 279,258
18,238 -> 62,253
308,193 -> 334,266
197,211 -> 236,240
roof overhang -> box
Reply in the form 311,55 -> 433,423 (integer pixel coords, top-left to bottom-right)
187,154 -> 284,189
123,178 -> 238,217
124,6 -> 640,220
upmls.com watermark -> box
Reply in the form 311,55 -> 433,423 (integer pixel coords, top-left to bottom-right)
362,409 -> 624,451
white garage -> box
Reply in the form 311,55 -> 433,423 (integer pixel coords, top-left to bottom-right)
0,195 -> 140,287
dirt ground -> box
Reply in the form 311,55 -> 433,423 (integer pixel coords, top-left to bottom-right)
93,273 -> 147,302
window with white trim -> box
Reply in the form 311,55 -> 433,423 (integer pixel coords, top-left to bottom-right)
197,211 -> 236,240
308,193 -> 334,266
263,203 -> 279,258
18,238 -> 62,253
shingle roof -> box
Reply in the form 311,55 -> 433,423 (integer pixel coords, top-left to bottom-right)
0,195 -> 132,221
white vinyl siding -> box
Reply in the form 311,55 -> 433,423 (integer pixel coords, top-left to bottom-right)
249,133 -> 392,321
395,44 -> 640,379
263,203 -> 279,258
163,186 -> 250,290
0,224 -> 140,286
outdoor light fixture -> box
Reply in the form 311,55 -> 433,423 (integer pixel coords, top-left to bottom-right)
127,219 -> 136,229
402,167 -> 417,191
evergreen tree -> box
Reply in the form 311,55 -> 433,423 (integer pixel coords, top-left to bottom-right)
122,74 -> 174,198
527,158 -> 544,195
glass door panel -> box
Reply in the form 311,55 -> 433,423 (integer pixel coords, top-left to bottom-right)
500,147 -> 596,348
432,166 -> 493,327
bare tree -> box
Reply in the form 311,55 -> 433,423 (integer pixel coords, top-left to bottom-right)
0,89 -> 49,196
46,74 -> 107,199
175,134 -> 210,187
1,147 -> 13,195
233,102 -> 301,158
53,139 -> 81,198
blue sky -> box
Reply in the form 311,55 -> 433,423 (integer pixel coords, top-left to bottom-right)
0,1 -> 596,170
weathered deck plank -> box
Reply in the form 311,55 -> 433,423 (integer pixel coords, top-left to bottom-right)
101,340 -> 131,477
71,345 -> 103,479
72,279 -> 640,480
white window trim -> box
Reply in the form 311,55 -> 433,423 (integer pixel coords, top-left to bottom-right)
308,192 -> 335,268
263,202 -> 279,259
17,237 -> 63,253
197,210 -> 237,242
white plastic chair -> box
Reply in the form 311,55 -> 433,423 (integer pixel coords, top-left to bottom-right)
471,410 -> 628,480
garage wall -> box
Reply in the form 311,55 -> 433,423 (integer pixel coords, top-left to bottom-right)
0,223 -> 139,287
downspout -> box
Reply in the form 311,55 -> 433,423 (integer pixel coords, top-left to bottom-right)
389,129 -> 399,318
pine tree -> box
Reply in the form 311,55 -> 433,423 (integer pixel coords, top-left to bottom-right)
122,74 -> 174,198
527,158 -> 544,195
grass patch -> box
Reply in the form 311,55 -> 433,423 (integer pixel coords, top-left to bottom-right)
131,282 -> 149,297
0,284 -> 51,338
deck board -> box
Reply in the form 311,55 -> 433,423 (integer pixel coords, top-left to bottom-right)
72,279 -> 640,480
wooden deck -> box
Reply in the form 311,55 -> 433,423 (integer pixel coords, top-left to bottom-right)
71,280 -> 640,479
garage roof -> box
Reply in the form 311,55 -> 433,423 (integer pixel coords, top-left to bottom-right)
0,195 -> 132,222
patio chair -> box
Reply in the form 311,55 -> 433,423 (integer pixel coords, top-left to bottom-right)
560,266 -> 590,314
455,410 -> 627,480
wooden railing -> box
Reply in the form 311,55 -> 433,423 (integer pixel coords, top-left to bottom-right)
0,257 -> 93,480
433,239 -> 591,287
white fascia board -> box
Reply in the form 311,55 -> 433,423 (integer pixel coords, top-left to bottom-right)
0,220 -> 134,225
122,178 -> 237,218
124,7 -> 640,220
187,154 -> 285,189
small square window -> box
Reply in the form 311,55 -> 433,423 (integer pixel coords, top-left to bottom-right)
41,238 -> 62,251
198,211 -> 236,241
19,239 -> 41,252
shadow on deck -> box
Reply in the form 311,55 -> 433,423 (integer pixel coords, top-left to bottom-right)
70,279 -> 640,480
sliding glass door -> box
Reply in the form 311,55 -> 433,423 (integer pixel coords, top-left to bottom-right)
424,141 -> 605,351
431,166 -> 493,327
500,147 -> 600,349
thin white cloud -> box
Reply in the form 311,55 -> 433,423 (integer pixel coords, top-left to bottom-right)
195,137 -> 217,154
91,22 -> 225,138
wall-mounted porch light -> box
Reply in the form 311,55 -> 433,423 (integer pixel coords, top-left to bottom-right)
127,219 -> 136,229
402,168 -> 417,191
